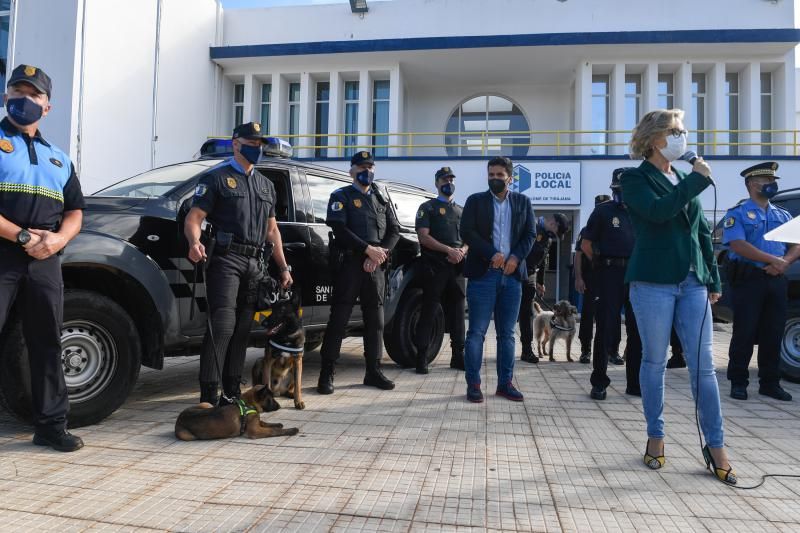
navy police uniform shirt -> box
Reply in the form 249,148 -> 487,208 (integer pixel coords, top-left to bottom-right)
415,196 -> 463,249
575,227 -> 591,272
722,198 -> 791,267
526,217 -> 552,274
0,117 -> 85,230
326,184 -> 397,251
582,200 -> 635,258
192,158 -> 276,247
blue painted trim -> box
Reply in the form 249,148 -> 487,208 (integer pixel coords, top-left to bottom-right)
295,155 -> 800,162
211,29 -> 800,59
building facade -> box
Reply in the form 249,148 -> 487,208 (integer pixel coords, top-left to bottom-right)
6,0 -> 800,298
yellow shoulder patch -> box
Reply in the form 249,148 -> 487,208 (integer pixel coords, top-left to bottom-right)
0,139 -> 13,153
724,217 -> 735,228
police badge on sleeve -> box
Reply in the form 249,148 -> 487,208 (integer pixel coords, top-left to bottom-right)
194,184 -> 208,197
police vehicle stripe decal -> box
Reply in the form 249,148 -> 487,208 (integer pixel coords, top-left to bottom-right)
0,182 -> 64,202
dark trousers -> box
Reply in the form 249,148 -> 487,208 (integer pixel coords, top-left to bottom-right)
727,273 -> 787,388
518,275 -> 538,354
590,263 -> 642,390
578,271 -> 595,354
0,246 -> 68,432
415,258 -> 465,358
320,255 -> 386,365
199,252 -> 261,389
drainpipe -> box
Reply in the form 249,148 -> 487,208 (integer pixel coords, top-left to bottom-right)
150,0 -> 162,169
75,0 -> 88,175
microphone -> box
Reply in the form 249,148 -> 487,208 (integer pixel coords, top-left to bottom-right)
679,150 -> 714,185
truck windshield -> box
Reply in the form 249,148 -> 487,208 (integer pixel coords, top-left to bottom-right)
95,162 -> 218,198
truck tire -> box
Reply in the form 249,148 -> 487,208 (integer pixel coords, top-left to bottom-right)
780,317 -> 800,383
0,290 -> 141,428
304,339 -> 323,352
384,288 -> 445,368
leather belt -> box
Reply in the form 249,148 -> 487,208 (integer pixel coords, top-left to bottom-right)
598,257 -> 628,267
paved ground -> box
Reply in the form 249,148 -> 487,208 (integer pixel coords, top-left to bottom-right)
1,323 -> 800,532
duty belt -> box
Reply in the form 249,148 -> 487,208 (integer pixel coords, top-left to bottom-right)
598,257 -> 628,267
229,242 -> 263,258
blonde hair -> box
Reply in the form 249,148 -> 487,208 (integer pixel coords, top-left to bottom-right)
629,108 -> 685,159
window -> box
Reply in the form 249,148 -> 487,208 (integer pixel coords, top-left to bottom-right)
233,83 -> 244,127
761,72 -> 773,156
387,189 -> 430,229
314,82 -> 330,158
371,80 -> 390,157
344,81 -> 359,158
0,1 -> 10,90
260,83 -> 271,133
445,95 -> 530,157
591,75 -> 609,155
306,174 -> 349,223
624,74 -> 642,132
690,73 -> 707,155
288,82 -> 301,146
95,162 -> 218,198
657,74 -> 674,110
726,73 -> 739,156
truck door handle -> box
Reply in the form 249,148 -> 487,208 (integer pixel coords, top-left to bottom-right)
283,242 -> 307,250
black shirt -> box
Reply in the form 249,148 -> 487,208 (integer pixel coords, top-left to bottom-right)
326,183 -> 400,252
582,200 -> 635,258
575,227 -> 591,272
526,221 -> 552,283
415,198 -> 463,253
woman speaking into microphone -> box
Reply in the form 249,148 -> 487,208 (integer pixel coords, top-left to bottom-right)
621,109 -> 736,485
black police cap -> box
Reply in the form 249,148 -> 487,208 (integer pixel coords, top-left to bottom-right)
7,64 -> 52,98
611,167 -> 632,189
232,122 -> 266,141
350,150 -> 374,166
594,194 -> 611,206
740,161 -> 780,180
435,166 -> 455,180
552,213 -> 570,238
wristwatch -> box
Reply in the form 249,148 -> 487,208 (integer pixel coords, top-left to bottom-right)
16,229 -> 31,246
280,265 -> 292,273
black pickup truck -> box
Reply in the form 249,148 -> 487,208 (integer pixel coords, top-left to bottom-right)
0,141 -> 444,426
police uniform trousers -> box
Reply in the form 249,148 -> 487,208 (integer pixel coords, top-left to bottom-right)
518,273 -> 540,354
320,254 -> 386,364
199,251 -> 262,390
0,244 -> 68,431
415,256 -> 466,358
727,271 -> 787,388
590,261 -> 642,391
578,268 -> 596,354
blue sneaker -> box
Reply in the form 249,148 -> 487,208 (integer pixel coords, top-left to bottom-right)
466,384 -> 484,403
496,382 -> 524,402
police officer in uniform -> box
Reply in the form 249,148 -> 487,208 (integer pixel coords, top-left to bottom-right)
185,122 -> 293,406
722,162 -> 799,401
575,194 -> 611,363
0,65 -> 86,451
414,166 -> 468,374
581,168 -> 642,399
519,213 -> 569,363
317,151 -> 400,394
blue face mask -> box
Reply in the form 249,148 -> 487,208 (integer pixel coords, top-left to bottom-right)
761,182 -> 779,199
439,183 -> 455,197
356,169 -> 374,186
238,143 -> 261,165
6,97 -> 43,126
612,190 -> 623,204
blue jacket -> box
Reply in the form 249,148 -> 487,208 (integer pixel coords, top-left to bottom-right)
460,190 -> 536,281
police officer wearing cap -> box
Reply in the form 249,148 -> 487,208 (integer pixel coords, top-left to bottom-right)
519,213 -> 570,363
414,166 -> 468,374
581,168 -> 642,399
722,162 -> 800,401
317,150 -> 400,394
185,122 -> 292,406
0,64 -> 86,451
575,194 -> 611,362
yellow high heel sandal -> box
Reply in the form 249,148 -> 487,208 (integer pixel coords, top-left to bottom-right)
643,439 -> 665,470
702,445 -> 737,485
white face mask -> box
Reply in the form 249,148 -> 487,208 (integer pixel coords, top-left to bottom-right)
658,132 -> 687,162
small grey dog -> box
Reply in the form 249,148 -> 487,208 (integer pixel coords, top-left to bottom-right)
532,300 -> 578,361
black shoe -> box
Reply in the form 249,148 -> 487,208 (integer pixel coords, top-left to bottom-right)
730,385 -> 747,401
33,429 -> 84,452
466,384 -> 484,403
609,354 -> 625,366
625,388 -> 642,397
416,359 -> 429,375
199,382 -> 219,405
317,363 -> 335,395
364,367 -> 395,390
222,376 -> 242,403
759,385 -> 792,401
579,353 -> 590,364
449,357 -> 465,371
666,354 -> 686,369
521,351 -> 539,364
590,385 -> 607,400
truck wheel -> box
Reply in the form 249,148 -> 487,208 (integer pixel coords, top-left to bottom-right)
304,339 -> 323,352
384,288 -> 445,368
0,290 -> 141,428
780,317 -> 800,383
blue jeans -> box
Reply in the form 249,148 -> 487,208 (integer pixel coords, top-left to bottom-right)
464,269 -> 522,387
630,272 -> 725,448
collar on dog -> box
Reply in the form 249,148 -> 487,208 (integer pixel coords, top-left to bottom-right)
269,339 -> 304,356
236,399 -> 258,435
550,316 -> 575,332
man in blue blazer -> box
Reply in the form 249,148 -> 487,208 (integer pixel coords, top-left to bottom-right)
460,156 -> 536,403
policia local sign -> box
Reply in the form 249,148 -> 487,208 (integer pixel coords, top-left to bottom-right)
511,162 -> 581,205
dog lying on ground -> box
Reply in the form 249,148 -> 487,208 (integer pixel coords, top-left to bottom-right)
532,300 -> 578,361
251,290 -> 306,409
174,385 -> 298,440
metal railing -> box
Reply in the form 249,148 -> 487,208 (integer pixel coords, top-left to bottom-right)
212,129 -> 800,157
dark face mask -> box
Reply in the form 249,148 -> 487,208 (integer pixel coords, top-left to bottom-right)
761,182 -> 779,199
439,182 -> 455,197
6,97 -> 43,126
356,169 -> 374,186
612,190 -> 623,204
238,143 -> 261,165
488,179 -> 507,195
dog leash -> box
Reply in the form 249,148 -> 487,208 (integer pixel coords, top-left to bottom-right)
200,258 -> 235,406
549,316 -> 575,332
534,294 -> 555,312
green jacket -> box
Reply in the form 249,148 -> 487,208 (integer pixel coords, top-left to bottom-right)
620,160 -> 721,293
